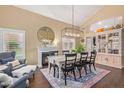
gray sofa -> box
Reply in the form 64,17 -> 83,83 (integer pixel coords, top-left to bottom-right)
0,69 -> 28,88
0,74 -> 28,88
8,75 -> 28,88
0,51 -> 27,76
0,51 -> 26,71
0,51 -> 28,88
0,51 -> 15,64
0,51 -> 37,88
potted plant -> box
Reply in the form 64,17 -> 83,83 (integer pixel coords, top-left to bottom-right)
72,43 -> 86,53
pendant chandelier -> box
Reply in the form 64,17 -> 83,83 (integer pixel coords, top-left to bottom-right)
62,5 -> 84,38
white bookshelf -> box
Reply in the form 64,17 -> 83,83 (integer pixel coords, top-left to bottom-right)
89,16 -> 124,69
96,28 -> 124,69
96,28 -> 122,56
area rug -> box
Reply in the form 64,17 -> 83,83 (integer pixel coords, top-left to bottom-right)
40,67 -> 110,88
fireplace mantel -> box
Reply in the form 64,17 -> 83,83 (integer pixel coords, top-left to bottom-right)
37,46 -> 57,68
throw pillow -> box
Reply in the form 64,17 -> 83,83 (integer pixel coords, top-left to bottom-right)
9,60 -> 20,67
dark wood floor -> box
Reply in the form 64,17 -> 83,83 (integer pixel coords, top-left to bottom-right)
29,64 -> 124,88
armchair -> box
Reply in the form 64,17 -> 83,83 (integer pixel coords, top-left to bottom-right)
0,72 -> 28,88
8,75 -> 28,88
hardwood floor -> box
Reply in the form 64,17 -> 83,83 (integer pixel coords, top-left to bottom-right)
29,64 -> 124,88
29,68 -> 52,88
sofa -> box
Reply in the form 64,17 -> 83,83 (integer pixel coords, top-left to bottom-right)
8,75 -> 28,88
0,51 -> 37,88
0,51 -> 26,71
0,51 -> 15,64
0,71 -> 28,88
0,51 -> 27,77
0,51 -> 29,88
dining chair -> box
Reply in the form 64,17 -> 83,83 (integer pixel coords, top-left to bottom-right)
49,51 -> 58,56
86,51 -> 97,72
49,51 -> 59,77
74,52 -> 88,78
61,53 -> 77,85
62,50 -> 70,55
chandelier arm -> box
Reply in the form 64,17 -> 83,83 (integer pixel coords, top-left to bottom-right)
72,5 -> 74,30
61,5 -> 84,38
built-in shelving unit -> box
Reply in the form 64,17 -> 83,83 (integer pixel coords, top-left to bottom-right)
90,16 -> 124,69
96,28 -> 123,69
97,28 -> 121,55
97,34 -> 106,53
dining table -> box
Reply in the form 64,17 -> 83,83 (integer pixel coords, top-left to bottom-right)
47,54 -> 81,80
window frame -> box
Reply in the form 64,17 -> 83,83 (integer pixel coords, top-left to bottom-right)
0,28 -> 25,59
62,37 -> 75,51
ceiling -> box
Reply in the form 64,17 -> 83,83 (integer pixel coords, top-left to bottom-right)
15,5 -> 104,26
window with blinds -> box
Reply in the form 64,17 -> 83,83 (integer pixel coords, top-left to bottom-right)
0,28 -> 25,59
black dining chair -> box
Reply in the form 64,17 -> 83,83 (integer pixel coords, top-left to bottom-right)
49,51 -> 59,77
62,50 -> 70,55
49,51 -> 58,56
86,51 -> 97,72
61,53 -> 77,85
74,52 -> 88,78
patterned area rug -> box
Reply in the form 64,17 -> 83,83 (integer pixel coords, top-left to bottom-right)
41,67 -> 110,88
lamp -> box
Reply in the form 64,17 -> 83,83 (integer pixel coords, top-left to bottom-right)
62,5 -> 84,38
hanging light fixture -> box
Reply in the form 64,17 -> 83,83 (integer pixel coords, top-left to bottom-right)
62,5 -> 84,38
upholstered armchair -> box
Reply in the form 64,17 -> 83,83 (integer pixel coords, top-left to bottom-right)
0,72 -> 28,88
8,75 -> 28,88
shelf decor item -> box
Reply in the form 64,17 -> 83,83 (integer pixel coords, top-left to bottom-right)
115,24 -> 122,29
96,28 -> 104,32
90,16 -> 123,32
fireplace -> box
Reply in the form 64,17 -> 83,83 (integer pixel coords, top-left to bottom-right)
42,52 -> 49,66
39,47 -> 57,67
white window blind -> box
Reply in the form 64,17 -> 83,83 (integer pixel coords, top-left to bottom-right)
0,28 -> 25,59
